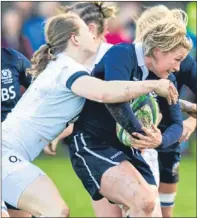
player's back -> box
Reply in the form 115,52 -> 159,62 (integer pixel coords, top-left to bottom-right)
2,53 -> 87,160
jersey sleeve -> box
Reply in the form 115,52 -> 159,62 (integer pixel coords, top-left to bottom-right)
58,66 -> 89,90
15,50 -> 32,88
159,74 -> 183,148
177,55 -> 197,95
103,43 -> 134,81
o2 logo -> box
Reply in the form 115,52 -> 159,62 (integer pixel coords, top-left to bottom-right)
1,85 -> 16,101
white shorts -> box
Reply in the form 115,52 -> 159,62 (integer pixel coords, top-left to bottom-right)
142,149 -> 160,186
2,148 -> 46,208
1,201 -> 8,215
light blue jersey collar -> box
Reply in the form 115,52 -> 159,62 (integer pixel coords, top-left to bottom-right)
135,42 -> 149,80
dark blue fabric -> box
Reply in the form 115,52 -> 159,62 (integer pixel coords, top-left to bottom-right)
1,48 -> 31,122
66,71 -> 89,90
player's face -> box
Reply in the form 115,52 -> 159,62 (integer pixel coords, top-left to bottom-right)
75,18 -> 97,56
151,47 -> 189,79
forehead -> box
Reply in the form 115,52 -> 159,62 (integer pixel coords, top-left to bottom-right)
171,47 -> 188,57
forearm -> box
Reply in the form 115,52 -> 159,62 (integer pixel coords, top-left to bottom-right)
160,104 -> 183,148
105,103 -> 144,135
71,76 -> 160,103
179,99 -> 197,113
101,80 -> 159,103
57,124 -> 74,140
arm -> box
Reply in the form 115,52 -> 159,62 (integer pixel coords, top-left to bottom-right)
70,44 -> 177,103
179,99 -> 197,118
160,102 -> 183,148
177,55 -> 197,96
16,50 -> 32,88
105,102 -> 144,134
179,116 -> 197,143
71,76 -> 174,103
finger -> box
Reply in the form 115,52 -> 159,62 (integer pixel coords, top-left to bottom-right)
141,127 -> 154,136
51,141 -> 58,152
169,87 -> 177,104
132,132 -> 150,140
44,147 -> 56,156
151,124 -> 161,133
167,95 -> 172,105
179,133 -> 187,143
170,82 -> 178,97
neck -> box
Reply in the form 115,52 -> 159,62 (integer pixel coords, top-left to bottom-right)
65,46 -> 89,65
84,39 -> 103,67
144,55 -> 154,72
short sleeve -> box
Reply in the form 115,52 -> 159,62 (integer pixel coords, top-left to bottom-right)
103,43 -> 135,81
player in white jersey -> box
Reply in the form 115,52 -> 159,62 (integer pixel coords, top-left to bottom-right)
2,12 -> 177,217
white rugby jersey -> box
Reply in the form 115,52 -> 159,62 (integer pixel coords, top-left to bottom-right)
3,53 -> 88,155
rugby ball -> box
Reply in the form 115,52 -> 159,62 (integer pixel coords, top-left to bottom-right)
116,94 -> 160,146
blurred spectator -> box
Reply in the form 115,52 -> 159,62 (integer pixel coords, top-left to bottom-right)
2,9 -> 33,59
105,17 -> 132,44
14,1 -> 46,52
38,2 -> 61,18
186,2 -> 196,60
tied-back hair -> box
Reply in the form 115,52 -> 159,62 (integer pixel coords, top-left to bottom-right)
58,1 -> 118,35
27,13 -> 79,79
134,5 -> 193,56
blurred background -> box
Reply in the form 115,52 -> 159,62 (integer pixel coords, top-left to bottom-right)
1,1 -> 196,217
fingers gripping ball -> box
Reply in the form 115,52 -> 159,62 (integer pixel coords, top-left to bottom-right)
116,94 -> 160,146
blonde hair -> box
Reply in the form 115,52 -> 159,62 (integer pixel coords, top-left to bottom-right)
135,5 -> 192,56
58,1 -> 118,35
27,13 -> 80,78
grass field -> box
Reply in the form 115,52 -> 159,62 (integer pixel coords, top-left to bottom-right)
34,142 -> 196,217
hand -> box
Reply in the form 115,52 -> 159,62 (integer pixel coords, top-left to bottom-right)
155,79 -> 178,105
44,138 -> 59,156
131,124 -> 162,149
179,118 -> 196,143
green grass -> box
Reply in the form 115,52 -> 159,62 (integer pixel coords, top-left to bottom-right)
33,144 -> 196,217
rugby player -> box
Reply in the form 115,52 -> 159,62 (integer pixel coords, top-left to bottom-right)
66,6 -> 191,218
1,48 -> 32,217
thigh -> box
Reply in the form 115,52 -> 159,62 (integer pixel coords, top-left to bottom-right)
99,160 -> 157,206
17,175 -> 67,216
68,133 -> 125,201
2,151 -> 46,208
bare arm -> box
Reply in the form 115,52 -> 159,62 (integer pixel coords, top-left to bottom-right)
71,76 -> 177,104
179,99 -> 197,118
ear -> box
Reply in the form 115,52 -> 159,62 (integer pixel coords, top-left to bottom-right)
87,23 -> 97,38
70,34 -> 79,46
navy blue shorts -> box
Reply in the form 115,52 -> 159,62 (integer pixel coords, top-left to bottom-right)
67,132 -> 156,201
158,143 -> 181,184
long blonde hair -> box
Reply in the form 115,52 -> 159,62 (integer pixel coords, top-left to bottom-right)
135,5 -> 192,56
27,13 -> 80,79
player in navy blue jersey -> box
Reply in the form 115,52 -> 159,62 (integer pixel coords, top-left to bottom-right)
1,48 -> 32,122
133,6 -> 197,217
85,5 -> 196,217
66,6 -> 192,217
1,48 -> 32,217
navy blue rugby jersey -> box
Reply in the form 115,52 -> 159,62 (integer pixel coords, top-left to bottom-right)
72,43 -> 182,149
1,48 -> 31,122
175,54 -> 197,97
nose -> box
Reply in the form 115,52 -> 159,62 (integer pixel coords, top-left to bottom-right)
173,63 -> 180,72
